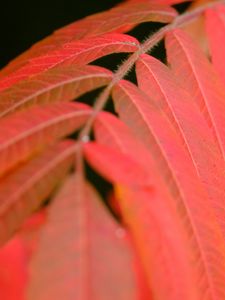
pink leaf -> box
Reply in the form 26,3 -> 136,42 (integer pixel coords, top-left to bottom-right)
0,65 -> 112,117
165,28 -> 225,159
84,142 -> 151,187
0,102 -> 90,177
0,140 -> 76,245
0,238 -> 27,300
0,211 -> 46,300
205,5 -> 225,86
94,112 -> 200,299
0,33 -> 139,92
0,1 -> 176,79
27,174 -> 144,300
113,79 -> 225,299
136,53 -> 225,236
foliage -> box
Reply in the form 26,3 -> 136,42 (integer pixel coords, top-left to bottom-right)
0,0 -> 225,299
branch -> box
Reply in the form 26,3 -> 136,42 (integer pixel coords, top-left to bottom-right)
78,0 -> 225,141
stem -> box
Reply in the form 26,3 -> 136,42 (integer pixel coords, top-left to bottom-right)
79,0 -> 225,141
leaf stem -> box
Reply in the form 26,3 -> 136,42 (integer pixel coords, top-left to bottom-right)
78,0 -> 225,141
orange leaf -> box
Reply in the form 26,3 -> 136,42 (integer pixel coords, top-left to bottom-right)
94,112 -> 201,299
0,65 -> 112,117
0,238 -> 27,300
0,1 -> 176,79
0,102 -> 90,177
165,28 -> 225,159
205,5 -> 225,86
112,79 -> 225,299
94,112 -> 154,173
0,210 -> 46,300
84,142 -> 151,187
136,53 -> 225,236
0,140 -> 76,245
0,33 -> 139,92
126,0 -> 190,4
115,184 -> 199,300
27,174 -> 144,300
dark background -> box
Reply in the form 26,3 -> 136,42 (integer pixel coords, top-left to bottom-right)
0,0 -> 189,70
0,0 -> 122,69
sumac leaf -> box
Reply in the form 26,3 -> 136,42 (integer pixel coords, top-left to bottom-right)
136,53 -> 225,236
165,28 -> 225,159
112,79 -> 225,300
0,65 -> 112,117
27,174 -> 144,300
0,102 -> 90,177
205,5 -> 225,86
0,33 -> 139,92
0,140 -> 76,245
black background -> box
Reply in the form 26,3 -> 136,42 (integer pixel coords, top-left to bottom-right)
1,0 -> 123,69
0,0 -> 189,69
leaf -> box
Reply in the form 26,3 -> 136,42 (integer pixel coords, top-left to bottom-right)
115,185 -> 199,300
84,142 -> 151,187
94,112 -> 200,299
0,238 -> 27,300
112,79 -> 225,299
0,140 -> 76,246
55,1 -> 177,39
136,53 -> 225,236
165,28 -> 225,159
205,5 -> 225,86
0,211 -> 45,300
19,210 -> 46,257
181,0 -> 214,53
27,174 -> 143,300
94,111 -> 157,172
0,1 -> 176,79
0,65 -> 112,117
126,0 -> 190,4
0,33 -> 139,92
0,102 -> 90,177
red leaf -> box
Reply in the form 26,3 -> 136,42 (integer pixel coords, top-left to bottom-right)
0,65 -> 112,117
94,112 -> 200,299
0,238 -> 27,300
56,2 -> 177,39
0,1 -> 176,79
27,174 -> 143,300
84,142 -> 151,187
136,53 -> 225,236
94,112 -> 154,173
205,5 -> 225,86
126,0 -> 190,4
19,210 -> 46,258
0,211 -> 46,300
0,33 -> 139,92
0,140 -> 76,245
165,28 -> 225,159
112,79 -> 225,299
0,102 -> 90,177
115,184 -> 199,300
